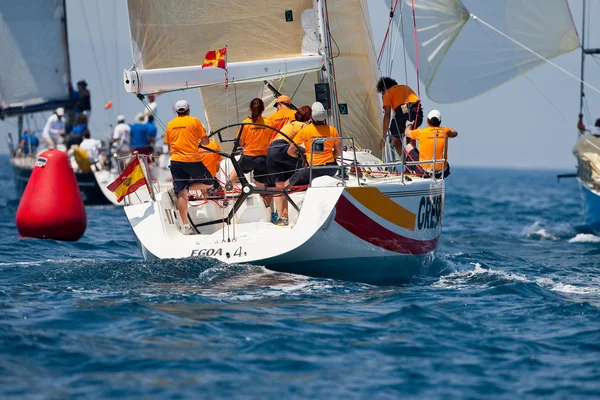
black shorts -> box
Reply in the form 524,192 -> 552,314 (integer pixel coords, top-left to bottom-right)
288,162 -> 338,186
389,104 -> 424,138
266,140 -> 301,183
170,161 -> 215,193
239,155 -> 270,185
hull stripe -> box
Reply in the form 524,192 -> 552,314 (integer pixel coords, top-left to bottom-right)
345,187 -> 415,231
334,194 -> 438,255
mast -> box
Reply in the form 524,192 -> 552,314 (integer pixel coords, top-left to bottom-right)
579,0 -> 586,116
62,0 -> 73,99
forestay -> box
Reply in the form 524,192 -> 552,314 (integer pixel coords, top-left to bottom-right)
0,0 -> 71,114
394,0 -> 579,103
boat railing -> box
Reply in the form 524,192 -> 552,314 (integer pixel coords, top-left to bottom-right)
308,136 -> 446,187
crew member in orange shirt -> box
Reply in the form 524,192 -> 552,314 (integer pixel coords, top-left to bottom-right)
199,138 -> 224,197
376,77 -> 423,158
268,95 -> 297,141
230,98 -> 273,188
405,109 -> 457,178
287,102 -> 341,186
164,100 -> 213,235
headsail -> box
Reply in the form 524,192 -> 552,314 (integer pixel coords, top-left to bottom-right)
0,0 -> 72,117
395,0 -> 580,103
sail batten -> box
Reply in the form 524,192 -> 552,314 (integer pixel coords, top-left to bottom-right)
0,0 -> 71,117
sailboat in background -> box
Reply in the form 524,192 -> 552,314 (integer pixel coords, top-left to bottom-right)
571,0 -> 600,234
0,0 -> 113,205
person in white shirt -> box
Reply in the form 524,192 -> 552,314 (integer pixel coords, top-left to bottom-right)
578,113 -> 600,136
112,115 -> 131,157
80,131 -> 103,165
144,94 -> 158,122
41,108 -> 66,149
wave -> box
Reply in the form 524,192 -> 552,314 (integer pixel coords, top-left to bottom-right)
434,263 -> 600,299
568,233 -> 600,243
523,221 -> 560,241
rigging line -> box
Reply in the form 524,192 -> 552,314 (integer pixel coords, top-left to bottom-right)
290,74 -> 307,100
410,0 -> 421,98
113,0 -> 120,114
399,0 -> 409,87
475,18 -> 570,123
95,0 -> 113,102
389,0 -> 406,75
472,14 -> 600,95
79,2 -> 109,106
377,0 -> 400,64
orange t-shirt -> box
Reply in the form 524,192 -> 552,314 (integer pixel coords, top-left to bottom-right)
381,85 -> 419,110
272,120 -> 305,144
164,115 -> 207,163
407,126 -> 452,170
293,123 -> 339,166
240,116 -> 272,157
199,139 -> 222,177
268,108 -> 297,140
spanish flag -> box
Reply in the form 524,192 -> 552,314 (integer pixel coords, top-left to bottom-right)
107,157 -> 148,202
202,47 -> 227,69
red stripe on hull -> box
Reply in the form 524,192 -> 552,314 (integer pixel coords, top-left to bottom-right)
334,194 -> 438,255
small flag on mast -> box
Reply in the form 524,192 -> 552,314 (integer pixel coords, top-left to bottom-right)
202,47 -> 227,69
107,157 -> 149,202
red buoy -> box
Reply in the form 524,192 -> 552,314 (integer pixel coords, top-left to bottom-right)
16,150 -> 87,241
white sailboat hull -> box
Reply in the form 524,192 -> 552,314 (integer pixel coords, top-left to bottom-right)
125,175 -> 444,285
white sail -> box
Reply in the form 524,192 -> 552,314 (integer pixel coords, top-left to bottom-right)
395,0 -> 580,103
325,0 -> 382,156
0,0 -> 71,115
126,0 -> 320,143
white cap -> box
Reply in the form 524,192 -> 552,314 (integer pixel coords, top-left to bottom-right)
135,112 -> 145,122
311,102 -> 327,123
427,109 -> 441,121
175,99 -> 190,113
117,114 -> 125,122
56,107 -> 65,116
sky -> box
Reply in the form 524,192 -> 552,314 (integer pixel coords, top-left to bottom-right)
0,0 -> 598,170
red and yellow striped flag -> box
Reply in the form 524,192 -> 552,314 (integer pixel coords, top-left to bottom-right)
202,47 -> 227,69
107,157 -> 148,202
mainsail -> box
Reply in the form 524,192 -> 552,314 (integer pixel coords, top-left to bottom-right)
126,0 -> 384,156
394,0 -> 580,103
0,0 -> 72,117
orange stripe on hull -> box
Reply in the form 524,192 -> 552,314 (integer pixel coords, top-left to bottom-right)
345,187 -> 416,231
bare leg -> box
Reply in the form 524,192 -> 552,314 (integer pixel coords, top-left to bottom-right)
274,182 -> 288,218
230,170 -> 239,185
188,182 -> 212,199
391,136 -> 404,159
177,189 -> 190,225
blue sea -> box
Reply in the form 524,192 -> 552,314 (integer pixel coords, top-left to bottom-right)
0,155 -> 598,399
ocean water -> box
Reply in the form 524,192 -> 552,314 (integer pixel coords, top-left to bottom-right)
0,155 -> 598,399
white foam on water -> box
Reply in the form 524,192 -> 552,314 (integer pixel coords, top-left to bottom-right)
522,221 -> 559,240
530,229 -> 559,241
568,233 -> 600,243
433,263 -> 530,290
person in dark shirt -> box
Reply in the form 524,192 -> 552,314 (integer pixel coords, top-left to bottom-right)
18,130 -> 39,155
66,114 -> 88,149
72,80 -> 91,120
145,114 -> 158,153
130,113 -> 152,155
